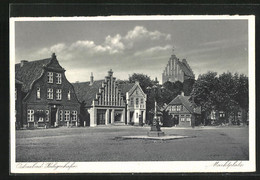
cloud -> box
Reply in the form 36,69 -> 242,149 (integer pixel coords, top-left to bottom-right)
124,26 -> 171,41
134,45 -> 172,57
16,25 -> 174,83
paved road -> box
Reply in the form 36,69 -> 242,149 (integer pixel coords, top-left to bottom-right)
16,126 -> 249,162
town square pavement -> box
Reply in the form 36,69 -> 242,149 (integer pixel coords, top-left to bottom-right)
16,125 -> 249,162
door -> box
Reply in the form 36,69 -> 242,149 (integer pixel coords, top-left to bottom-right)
50,108 -> 57,126
97,109 -> 106,125
139,111 -> 144,125
115,110 -> 122,122
109,110 -> 112,124
174,115 -> 179,125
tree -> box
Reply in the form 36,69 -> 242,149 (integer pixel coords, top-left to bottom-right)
190,71 -> 219,125
183,78 -> 195,96
79,100 -> 90,126
235,74 -> 249,124
129,73 -> 154,93
217,72 -> 241,124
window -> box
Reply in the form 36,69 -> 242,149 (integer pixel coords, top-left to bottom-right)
172,105 -> 176,111
37,110 -> 44,122
136,112 -> 138,118
47,88 -> 53,99
186,115 -> 191,122
36,87 -> 41,99
15,88 -> 17,101
136,98 -> 139,105
56,89 -> 62,100
64,110 -> 70,121
46,110 -> 49,121
140,98 -> 144,104
68,90 -> 71,100
59,110 -> 63,121
27,109 -> 34,122
136,89 -> 139,95
130,98 -> 134,106
238,112 -> 241,117
47,72 -> 53,83
72,111 -> 77,121
56,73 -> 62,84
177,105 -> 182,111
180,115 -> 185,122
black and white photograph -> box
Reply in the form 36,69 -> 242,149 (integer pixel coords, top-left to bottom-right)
10,15 -> 255,173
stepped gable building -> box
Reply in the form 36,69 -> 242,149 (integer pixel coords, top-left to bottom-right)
118,81 -> 147,125
15,53 -> 80,128
162,51 -> 195,84
165,92 -> 201,127
73,70 -> 126,127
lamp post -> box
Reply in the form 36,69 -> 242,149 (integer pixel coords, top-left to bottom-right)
146,85 -> 165,137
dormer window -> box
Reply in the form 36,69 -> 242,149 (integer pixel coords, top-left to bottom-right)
47,72 -> 53,83
36,87 -> 41,99
68,90 -> 71,100
56,73 -> 62,84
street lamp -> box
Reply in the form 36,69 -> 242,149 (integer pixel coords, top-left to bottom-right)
146,85 -> 165,137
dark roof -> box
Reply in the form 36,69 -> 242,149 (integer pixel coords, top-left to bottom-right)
72,80 -> 104,106
177,61 -> 194,78
168,95 -> 201,114
72,81 -> 136,106
15,58 -> 51,92
118,82 -> 135,97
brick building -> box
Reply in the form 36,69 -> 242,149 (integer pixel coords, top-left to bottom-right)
162,51 -> 195,84
15,53 -> 80,128
73,70 -> 147,126
165,92 -> 201,127
73,70 -> 126,126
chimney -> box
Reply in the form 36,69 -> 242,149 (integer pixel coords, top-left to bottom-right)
108,69 -> 113,77
90,72 -> 94,86
20,60 -> 28,67
181,91 -> 185,96
51,53 -> 56,59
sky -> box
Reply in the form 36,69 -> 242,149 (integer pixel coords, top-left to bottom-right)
14,19 -> 248,83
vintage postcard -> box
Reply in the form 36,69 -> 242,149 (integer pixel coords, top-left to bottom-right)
10,15 -> 255,173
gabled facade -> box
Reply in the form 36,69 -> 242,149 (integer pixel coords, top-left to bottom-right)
119,81 -> 147,125
15,53 -> 80,128
165,92 -> 201,127
162,51 -> 195,84
73,70 -> 126,127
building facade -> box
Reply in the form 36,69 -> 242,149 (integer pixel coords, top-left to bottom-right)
15,53 -> 80,128
73,70 -> 126,127
162,51 -> 195,84
15,79 -> 23,129
165,92 -> 201,127
119,81 -> 147,125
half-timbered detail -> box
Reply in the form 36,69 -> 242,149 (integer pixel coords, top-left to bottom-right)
15,53 -> 80,128
166,92 -> 201,127
73,70 -> 126,127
